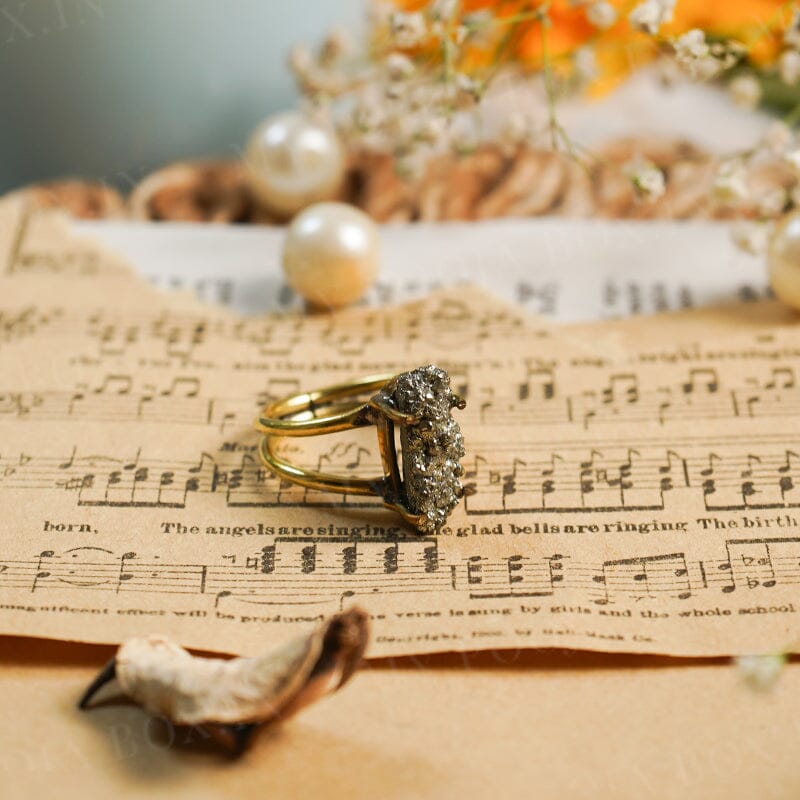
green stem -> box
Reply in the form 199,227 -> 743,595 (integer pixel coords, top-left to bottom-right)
538,3 -> 560,150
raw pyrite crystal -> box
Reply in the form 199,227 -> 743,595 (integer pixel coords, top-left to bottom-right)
389,365 -> 466,534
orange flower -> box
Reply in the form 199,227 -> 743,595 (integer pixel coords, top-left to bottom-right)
388,0 -> 793,93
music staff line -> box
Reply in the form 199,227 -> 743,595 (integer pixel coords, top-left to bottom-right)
0,439 -> 798,513
0,300 -> 535,361
1,364 -> 799,432
4,537 -> 800,607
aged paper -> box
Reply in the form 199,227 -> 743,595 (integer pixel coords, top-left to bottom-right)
2,200 -> 800,659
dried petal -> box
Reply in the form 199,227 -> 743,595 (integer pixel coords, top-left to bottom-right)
80,609 -> 368,736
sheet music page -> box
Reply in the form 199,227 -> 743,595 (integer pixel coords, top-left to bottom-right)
2,199 -> 800,659
76,217 -> 770,321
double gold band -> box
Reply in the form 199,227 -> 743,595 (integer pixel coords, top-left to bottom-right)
254,373 -> 396,499
253,366 -> 468,535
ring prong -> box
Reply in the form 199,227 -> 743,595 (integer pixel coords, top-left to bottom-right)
451,393 -> 466,410
368,397 -> 420,426
384,500 -> 427,532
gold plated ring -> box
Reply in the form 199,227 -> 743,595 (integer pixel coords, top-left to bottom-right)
254,365 -> 467,534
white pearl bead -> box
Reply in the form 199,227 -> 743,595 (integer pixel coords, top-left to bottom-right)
245,112 -> 345,217
769,212 -> 800,311
282,202 -> 380,309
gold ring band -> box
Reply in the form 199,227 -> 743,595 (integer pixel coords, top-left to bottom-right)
253,365 -> 467,534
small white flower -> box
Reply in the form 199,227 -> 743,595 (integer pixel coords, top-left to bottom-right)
784,10 -> 800,49
574,46 -> 599,81
429,19 -> 445,38
430,0 -> 459,22
736,653 -> 786,691
780,49 -> 800,85
674,29 -> 734,81
624,158 -> 666,202
587,1 -> 617,29
676,28 -> 708,58
453,72 -> 483,107
713,159 -> 749,203
417,116 -> 449,145
385,52 -> 416,81
758,187 -> 788,217
629,0 -> 675,35
731,222 -> 770,255
390,11 -> 428,48
762,121 -> 792,155
353,101 -> 387,133
728,74 -> 761,109
320,25 -> 351,63
784,148 -> 800,172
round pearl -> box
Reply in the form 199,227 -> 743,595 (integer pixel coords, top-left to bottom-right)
769,212 -> 800,311
282,202 -> 380,309
245,112 -> 345,217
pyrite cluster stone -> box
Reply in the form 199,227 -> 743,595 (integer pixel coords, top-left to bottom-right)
383,365 -> 466,534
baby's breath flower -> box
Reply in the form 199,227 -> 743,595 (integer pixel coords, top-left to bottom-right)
574,46 -> 599,82
675,28 -> 708,58
430,0 -> 459,22
780,49 -> 800,85
674,29 -> 739,81
624,158 -> 666,202
784,10 -> 800,49
453,73 -> 483,107
417,116 -> 449,145
731,222 -> 770,255
319,25 -> 351,64
784,148 -> 800,172
587,1 -> 617,30
385,52 -> 416,81
390,11 -> 428,48
352,100 -> 386,133
713,159 -> 749,203
629,0 -> 675,35
429,19 -> 446,38
758,187 -> 788,217
728,74 -> 761,109
736,653 -> 787,691
762,121 -> 792,155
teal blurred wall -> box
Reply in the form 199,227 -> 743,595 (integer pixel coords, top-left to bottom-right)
0,1 -> 361,193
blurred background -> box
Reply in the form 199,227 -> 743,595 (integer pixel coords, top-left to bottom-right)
0,0 -> 360,193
